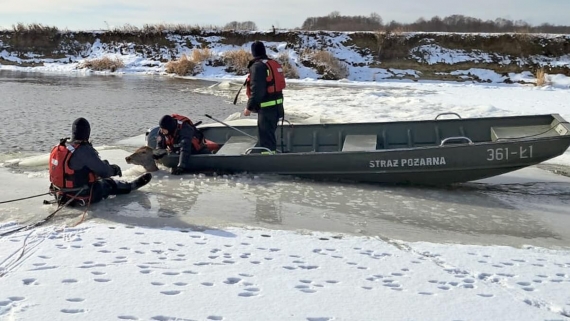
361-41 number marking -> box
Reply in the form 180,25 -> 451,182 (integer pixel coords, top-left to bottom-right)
487,146 -> 533,161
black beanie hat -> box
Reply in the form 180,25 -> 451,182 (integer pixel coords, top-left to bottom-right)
159,115 -> 177,133
72,117 -> 91,141
251,41 -> 267,58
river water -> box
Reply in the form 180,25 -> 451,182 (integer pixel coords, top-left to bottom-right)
0,70 -> 237,153
1,70 -> 570,249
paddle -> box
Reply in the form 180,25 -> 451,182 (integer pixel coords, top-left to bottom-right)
204,114 -> 257,141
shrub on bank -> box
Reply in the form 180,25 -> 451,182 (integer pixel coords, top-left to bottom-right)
191,48 -> 214,64
275,52 -> 300,79
165,54 -> 197,76
301,49 -> 349,80
222,48 -> 252,75
78,57 -> 125,72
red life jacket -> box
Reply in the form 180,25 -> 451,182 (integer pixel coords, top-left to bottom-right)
49,140 -> 97,193
164,114 -> 219,152
246,59 -> 286,99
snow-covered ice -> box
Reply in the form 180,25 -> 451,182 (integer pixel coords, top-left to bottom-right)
1,39 -> 570,320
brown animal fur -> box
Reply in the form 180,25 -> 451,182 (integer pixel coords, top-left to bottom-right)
125,146 -> 161,172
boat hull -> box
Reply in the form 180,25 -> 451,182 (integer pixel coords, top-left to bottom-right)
151,135 -> 570,185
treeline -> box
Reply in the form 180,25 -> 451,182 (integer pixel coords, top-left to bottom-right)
4,14 -> 570,34
300,12 -> 570,33
223,21 -> 257,31
301,11 -> 382,32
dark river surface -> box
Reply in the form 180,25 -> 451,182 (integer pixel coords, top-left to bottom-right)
1,70 -> 570,249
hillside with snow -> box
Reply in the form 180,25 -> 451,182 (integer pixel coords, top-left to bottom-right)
1,29 -> 570,86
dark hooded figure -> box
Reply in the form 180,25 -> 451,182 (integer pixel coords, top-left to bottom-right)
243,40 -> 285,153
156,114 -> 209,175
48,117 -> 152,206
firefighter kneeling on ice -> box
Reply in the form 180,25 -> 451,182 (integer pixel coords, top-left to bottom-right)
48,117 -> 152,206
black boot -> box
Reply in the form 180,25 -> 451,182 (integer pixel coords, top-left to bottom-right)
130,173 -> 152,190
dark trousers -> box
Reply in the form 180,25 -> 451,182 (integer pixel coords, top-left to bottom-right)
257,105 -> 281,152
58,178 -> 132,207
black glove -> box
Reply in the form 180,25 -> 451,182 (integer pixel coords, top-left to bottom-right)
171,166 -> 183,175
110,164 -> 122,177
153,151 -> 167,160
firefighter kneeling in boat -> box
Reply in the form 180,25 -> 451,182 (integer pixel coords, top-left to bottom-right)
243,40 -> 286,154
156,114 -> 212,175
48,117 -> 152,206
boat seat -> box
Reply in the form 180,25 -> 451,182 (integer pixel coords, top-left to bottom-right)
216,136 -> 258,155
491,125 -> 553,142
342,135 -> 377,151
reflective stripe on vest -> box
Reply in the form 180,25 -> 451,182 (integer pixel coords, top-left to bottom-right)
260,98 -> 283,108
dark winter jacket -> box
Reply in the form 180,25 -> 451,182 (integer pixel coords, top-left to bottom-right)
157,122 -> 195,169
246,58 -> 284,119
68,142 -> 115,186
246,59 -> 269,112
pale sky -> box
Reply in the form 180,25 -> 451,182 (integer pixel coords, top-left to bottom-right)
1,0 -> 569,31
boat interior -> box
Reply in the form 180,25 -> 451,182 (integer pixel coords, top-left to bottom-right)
198,113 -> 569,155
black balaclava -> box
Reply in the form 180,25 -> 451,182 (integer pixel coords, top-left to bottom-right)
159,115 -> 177,133
251,41 -> 267,59
72,117 -> 91,141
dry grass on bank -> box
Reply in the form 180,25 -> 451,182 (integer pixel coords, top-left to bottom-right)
163,49 -> 215,76
535,67 -> 551,86
536,67 -> 546,86
275,52 -> 299,79
191,48 -> 214,64
10,23 -> 60,37
165,54 -> 197,76
222,49 -> 252,75
302,49 -> 349,79
79,57 -> 124,72
113,23 -> 222,34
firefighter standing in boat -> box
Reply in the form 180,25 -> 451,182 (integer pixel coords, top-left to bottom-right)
243,40 -> 286,154
48,117 -> 152,206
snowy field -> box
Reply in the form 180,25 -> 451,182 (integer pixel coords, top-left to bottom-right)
1,52 -> 570,320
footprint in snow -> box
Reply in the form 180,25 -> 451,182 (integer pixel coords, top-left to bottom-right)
160,291 -> 181,296
478,294 -> 494,298
9,297 -> 24,302
224,277 -> 241,285
22,278 -> 36,285
61,309 -> 85,314
162,272 -> 180,276
66,298 -> 85,302
182,270 -> 198,275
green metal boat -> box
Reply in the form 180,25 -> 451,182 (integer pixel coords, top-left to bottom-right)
144,113 -> 570,185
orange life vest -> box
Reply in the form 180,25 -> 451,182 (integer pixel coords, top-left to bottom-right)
246,59 -> 286,99
49,139 -> 97,195
164,114 -> 219,152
